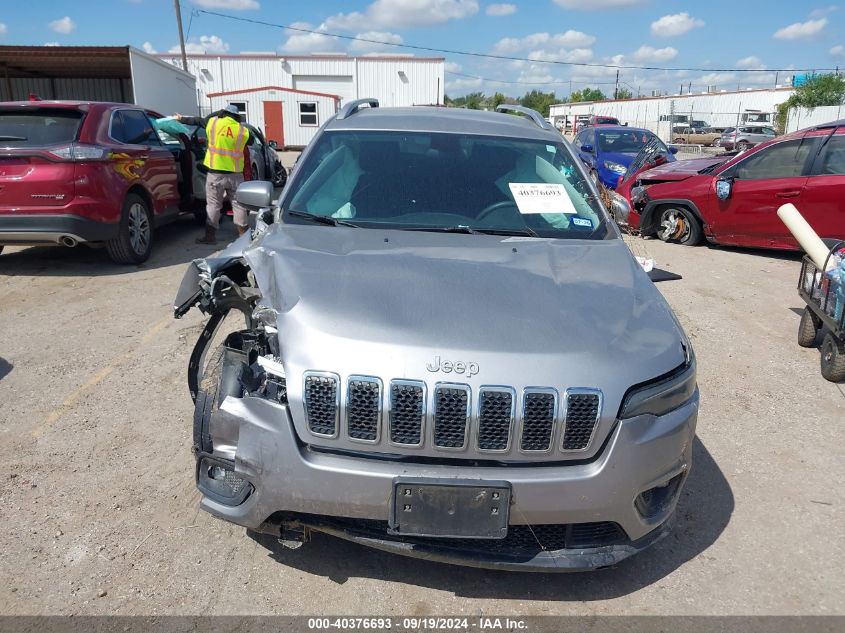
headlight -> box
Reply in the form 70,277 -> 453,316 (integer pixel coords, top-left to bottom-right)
630,185 -> 649,209
619,349 -> 697,418
603,160 -> 628,175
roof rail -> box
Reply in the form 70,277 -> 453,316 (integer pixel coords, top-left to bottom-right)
336,98 -> 379,120
495,104 -> 553,130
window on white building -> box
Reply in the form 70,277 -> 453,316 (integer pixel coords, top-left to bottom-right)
299,102 -> 318,126
229,102 -> 247,117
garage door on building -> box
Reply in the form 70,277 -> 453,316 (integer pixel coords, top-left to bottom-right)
292,75 -> 354,104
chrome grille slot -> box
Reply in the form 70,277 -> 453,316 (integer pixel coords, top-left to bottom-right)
562,390 -> 602,451
389,380 -> 425,446
520,389 -> 557,452
303,372 -> 339,437
476,387 -> 515,452
433,384 -> 470,449
346,376 -> 381,442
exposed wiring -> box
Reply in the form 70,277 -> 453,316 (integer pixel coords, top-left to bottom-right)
195,8 -> 837,74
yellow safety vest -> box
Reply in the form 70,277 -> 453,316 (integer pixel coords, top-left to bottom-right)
203,116 -> 249,172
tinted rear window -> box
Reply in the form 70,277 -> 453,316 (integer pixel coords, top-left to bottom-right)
0,109 -> 84,146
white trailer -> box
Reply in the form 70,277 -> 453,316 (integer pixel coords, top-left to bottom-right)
0,45 -> 197,115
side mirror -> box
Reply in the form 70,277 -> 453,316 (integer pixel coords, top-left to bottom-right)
235,180 -> 273,209
268,140 -> 278,149
669,147 -> 678,154
581,144 -> 594,153
715,179 -> 732,201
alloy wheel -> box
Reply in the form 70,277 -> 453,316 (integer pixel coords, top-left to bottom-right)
658,209 -> 690,242
127,202 -> 151,256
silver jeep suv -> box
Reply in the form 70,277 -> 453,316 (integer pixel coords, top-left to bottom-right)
174,99 -> 699,571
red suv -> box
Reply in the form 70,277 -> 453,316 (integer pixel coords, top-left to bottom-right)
0,101 -> 194,263
613,120 -> 845,249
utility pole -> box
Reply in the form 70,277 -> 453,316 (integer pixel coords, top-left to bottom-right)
174,0 -> 188,72
774,71 -> 779,87
614,69 -> 619,100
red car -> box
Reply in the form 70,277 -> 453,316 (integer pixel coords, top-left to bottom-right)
586,115 -> 620,127
612,120 -> 845,249
0,101 -> 196,264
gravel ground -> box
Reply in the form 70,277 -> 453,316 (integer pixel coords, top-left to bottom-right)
0,225 -> 842,616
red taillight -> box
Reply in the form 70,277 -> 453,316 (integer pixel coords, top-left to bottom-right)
45,143 -> 109,162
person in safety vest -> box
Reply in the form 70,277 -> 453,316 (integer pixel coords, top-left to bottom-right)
175,104 -> 251,244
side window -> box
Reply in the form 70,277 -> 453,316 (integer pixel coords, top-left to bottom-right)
734,138 -> 819,180
114,110 -> 160,145
574,130 -> 585,146
109,111 -> 126,143
816,136 -> 845,175
299,102 -> 318,127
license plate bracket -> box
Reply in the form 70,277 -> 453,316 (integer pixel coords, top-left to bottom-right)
389,478 -> 511,539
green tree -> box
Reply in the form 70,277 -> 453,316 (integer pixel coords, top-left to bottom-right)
519,90 -> 557,116
464,92 -> 485,109
569,87 -> 606,103
492,92 -> 507,108
777,73 -> 845,132
615,87 -> 633,100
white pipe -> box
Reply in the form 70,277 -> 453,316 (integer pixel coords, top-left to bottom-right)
777,203 -> 834,271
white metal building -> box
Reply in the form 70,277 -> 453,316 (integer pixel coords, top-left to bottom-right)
549,87 -> 795,140
159,53 -> 445,147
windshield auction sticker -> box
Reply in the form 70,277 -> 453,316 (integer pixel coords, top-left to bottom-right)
508,183 -> 577,214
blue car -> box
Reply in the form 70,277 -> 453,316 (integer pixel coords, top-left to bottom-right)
573,126 -> 676,189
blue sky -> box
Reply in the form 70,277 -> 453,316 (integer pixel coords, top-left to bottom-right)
1,0 -> 843,97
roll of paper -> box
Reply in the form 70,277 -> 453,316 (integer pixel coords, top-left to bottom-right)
777,203 -> 834,271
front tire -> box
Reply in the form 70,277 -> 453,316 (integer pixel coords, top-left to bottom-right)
106,193 -> 153,264
797,307 -> 820,348
820,333 -> 845,382
656,205 -> 702,245
737,141 -> 750,152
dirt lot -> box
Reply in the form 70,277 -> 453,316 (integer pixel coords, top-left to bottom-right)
0,223 -> 843,616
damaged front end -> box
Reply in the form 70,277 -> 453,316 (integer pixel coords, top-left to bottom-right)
173,233 -> 286,509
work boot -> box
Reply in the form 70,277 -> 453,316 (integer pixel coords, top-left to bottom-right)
236,224 -> 249,237
196,224 -> 217,244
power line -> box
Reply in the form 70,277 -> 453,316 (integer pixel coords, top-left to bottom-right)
195,8 -> 836,74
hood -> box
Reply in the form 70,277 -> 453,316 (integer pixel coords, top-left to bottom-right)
599,151 -> 637,167
243,225 -> 686,426
639,156 -> 726,183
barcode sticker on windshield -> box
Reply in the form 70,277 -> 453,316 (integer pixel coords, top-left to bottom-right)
508,183 -> 577,214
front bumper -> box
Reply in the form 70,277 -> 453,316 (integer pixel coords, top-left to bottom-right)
199,393 -> 698,571
0,214 -> 118,245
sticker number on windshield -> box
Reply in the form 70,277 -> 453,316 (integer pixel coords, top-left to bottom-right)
508,183 -> 577,215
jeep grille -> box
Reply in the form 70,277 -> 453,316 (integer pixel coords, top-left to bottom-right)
300,373 -> 604,458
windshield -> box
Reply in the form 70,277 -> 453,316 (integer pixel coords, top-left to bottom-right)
284,131 -> 608,239
596,129 -> 655,153
0,108 -> 84,147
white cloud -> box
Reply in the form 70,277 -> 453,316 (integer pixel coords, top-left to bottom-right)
631,45 -> 678,63
349,31 -> 403,53
325,0 -> 478,30
810,5 -> 838,18
280,23 -> 342,53
445,60 -> 462,72
552,0 -> 645,9
527,47 -> 594,63
142,41 -> 156,54
170,34 -> 230,54
0,23 -> 6,36
773,17 -> 827,40
735,55 -> 765,70
830,44 -> 845,57
48,16 -> 76,34
486,3 -> 516,16
445,75 -> 483,93
492,30 -> 595,54
43,42 -> 61,47
650,12 -> 704,38
190,0 -> 260,9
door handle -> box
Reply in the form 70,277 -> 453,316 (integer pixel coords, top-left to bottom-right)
776,190 -> 800,198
